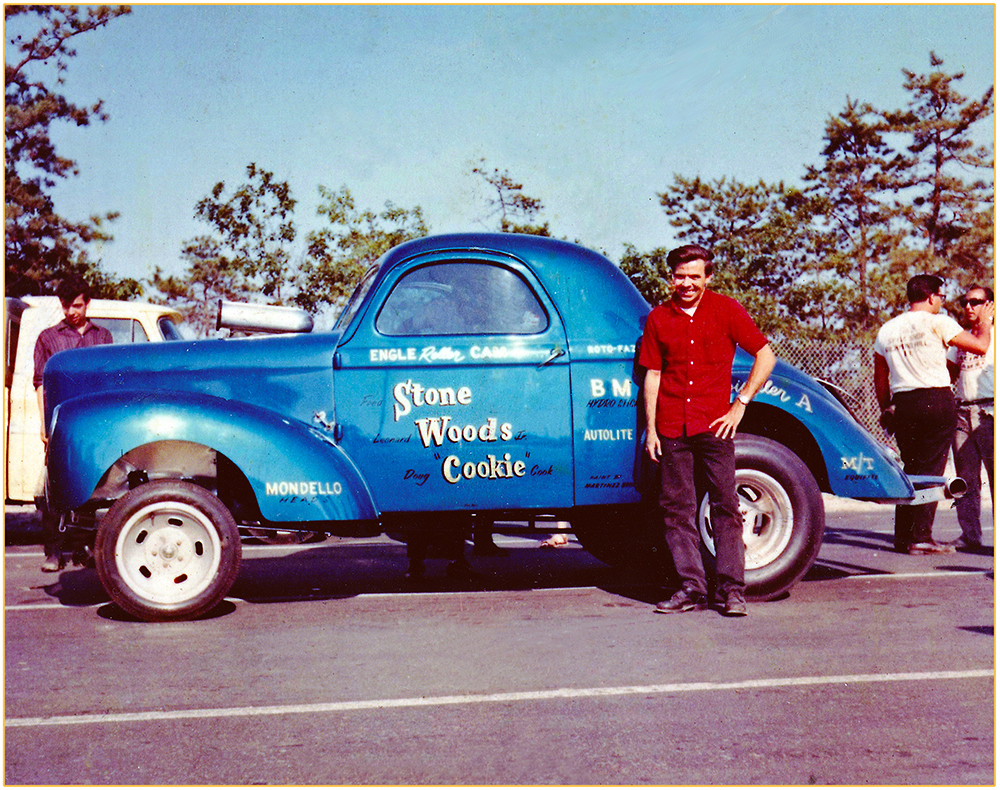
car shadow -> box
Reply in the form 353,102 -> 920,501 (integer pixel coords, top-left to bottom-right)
37,540 -> 659,617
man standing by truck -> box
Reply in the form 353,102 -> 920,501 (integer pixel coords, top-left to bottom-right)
639,244 -> 776,617
33,277 -> 113,572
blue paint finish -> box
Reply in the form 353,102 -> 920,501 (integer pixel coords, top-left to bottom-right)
47,390 -> 376,521
43,232 -> 925,526
732,354 -> 912,500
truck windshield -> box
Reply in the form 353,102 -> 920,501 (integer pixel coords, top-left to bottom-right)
333,265 -> 379,331
158,316 -> 187,341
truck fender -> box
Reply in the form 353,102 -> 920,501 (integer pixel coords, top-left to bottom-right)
46,390 -> 377,523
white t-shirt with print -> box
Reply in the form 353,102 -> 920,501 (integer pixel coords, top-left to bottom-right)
947,326 -> 994,403
874,310 -> 963,395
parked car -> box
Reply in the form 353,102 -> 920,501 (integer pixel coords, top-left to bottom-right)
5,296 -> 184,504
40,234 -> 961,621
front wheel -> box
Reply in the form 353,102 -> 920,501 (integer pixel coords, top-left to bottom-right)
95,480 -> 242,621
699,436 -> 825,600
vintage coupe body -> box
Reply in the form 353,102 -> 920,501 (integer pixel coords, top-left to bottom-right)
42,233 -> 955,620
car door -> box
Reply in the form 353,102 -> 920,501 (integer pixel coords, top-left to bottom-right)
335,255 -> 573,515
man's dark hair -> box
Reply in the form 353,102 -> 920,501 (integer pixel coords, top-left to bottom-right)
56,277 -> 92,307
967,284 -> 994,301
906,274 -> 944,304
667,244 -> 714,276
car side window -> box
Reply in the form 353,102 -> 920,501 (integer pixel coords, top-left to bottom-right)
91,318 -> 149,344
376,263 -> 548,336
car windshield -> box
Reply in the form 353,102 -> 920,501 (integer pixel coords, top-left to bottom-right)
333,265 -> 379,331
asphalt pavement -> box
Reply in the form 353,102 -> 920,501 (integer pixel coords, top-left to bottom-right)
4,495 -> 994,785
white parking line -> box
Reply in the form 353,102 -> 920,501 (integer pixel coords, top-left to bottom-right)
6,669 -> 992,729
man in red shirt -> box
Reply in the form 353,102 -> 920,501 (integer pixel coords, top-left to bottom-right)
638,245 -> 775,616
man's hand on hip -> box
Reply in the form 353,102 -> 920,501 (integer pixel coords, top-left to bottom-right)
710,401 -> 746,439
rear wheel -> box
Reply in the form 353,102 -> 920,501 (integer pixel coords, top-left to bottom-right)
95,480 -> 242,621
699,436 -> 825,600
575,436 -> 825,600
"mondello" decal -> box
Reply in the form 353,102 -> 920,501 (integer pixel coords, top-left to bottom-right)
265,480 -> 343,497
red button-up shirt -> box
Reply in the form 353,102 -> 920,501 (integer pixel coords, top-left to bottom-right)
638,290 -> 768,438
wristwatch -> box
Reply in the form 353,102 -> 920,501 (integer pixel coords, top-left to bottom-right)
737,393 -> 752,405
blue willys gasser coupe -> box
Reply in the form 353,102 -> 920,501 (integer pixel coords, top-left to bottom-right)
42,234 -> 962,620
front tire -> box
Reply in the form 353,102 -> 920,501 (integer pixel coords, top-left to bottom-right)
95,480 -> 242,621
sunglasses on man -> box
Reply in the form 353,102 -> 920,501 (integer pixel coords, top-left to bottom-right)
959,297 -> 990,307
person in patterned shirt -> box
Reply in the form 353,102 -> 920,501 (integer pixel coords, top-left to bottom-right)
34,277 -> 113,571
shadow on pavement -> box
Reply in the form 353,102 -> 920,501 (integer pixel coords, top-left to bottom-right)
28,541 -> 661,617
5,509 -> 42,546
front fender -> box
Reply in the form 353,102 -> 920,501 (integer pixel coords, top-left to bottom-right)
47,390 -> 377,522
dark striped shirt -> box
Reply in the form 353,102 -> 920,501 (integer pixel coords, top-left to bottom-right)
33,320 -> 113,388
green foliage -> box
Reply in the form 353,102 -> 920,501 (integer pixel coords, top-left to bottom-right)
193,163 -> 297,301
161,164 -> 296,334
619,244 -> 670,307
651,175 -> 820,337
4,4 -> 134,298
638,52 -> 992,342
470,159 -> 550,236
803,98 -> 910,330
152,236 -> 242,337
296,185 -> 428,315
891,51 -> 994,279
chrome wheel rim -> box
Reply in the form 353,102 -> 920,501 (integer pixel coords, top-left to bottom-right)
698,469 -> 795,570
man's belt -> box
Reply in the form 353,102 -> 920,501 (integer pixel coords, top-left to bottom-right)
957,398 -> 994,407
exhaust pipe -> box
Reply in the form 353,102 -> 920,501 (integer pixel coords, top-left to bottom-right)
945,476 -> 968,499
904,475 -> 967,506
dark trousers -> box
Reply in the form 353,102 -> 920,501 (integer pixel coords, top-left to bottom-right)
657,431 -> 743,596
40,505 -> 64,559
892,388 -> 956,547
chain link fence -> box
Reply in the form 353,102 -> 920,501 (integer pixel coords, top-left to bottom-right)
771,338 -> 897,450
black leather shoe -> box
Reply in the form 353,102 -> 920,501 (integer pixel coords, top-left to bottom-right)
721,590 -> 748,617
655,588 -> 706,614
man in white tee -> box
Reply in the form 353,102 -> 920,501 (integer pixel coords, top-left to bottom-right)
947,285 -> 994,551
874,274 -> 991,555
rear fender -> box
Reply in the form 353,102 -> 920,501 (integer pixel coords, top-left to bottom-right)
46,390 -> 377,522
740,368 -> 913,501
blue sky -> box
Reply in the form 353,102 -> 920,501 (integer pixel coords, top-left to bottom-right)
13,3 -> 996,288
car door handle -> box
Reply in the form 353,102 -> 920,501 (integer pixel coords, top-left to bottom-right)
538,347 -> 566,367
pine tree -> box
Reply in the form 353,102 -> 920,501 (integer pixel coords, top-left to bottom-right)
888,52 -> 994,284
803,99 -> 909,331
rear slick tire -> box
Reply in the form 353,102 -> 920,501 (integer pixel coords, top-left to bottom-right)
95,480 -> 242,621
699,436 -> 825,601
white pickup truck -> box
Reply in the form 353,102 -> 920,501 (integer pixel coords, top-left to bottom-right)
4,296 -> 184,504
